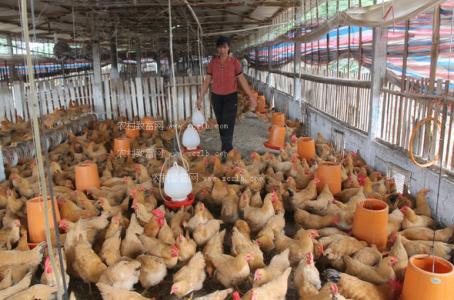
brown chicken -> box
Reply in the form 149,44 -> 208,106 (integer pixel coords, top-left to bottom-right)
176,231 -> 197,262
399,225 -> 454,242
414,188 -> 432,217
40,255 -> 70,294
289,179 -> 318,209
325,269 -> 402,300
352,245 -> 382,266
101,229 -> 122,266
194,288 -> 233,300
242,192 -> 275,232
231,227 -> 264,270
253,249 -> 290,287
58,196 -> 98,222
186,202 -> 214,231
344,256 -> 398,284
389,233 -> 408,281
275,229 -> 318,265
193,219 -> 223,246
72,239 -> 108,284
171,252 -> 206,298
0,271 -> 32,299
139,235 -> 179,268
121,214 -> 145,259
97,282 -> 154,300
294,209 -> 339,229
241,267 -> 291,300
0,219 -> 20,249
210,252 -> 253,287
398,235 -> 454,260
400,206 -> 434,229
98,259 -> 141,290
6,284 -> 58,300
137,255 -> 167,290
294,252 -> 322,298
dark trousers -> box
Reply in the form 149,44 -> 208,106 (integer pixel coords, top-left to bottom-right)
211,92 -> 238,153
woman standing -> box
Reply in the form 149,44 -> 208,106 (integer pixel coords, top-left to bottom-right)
196,36 -> 257,161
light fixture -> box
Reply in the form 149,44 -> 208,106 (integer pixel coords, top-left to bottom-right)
182,124 -> 200,150
191,109 -> 206,130
163,162 -> 192,202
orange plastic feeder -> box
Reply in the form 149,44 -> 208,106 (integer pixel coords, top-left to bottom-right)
271,112 -> 285,127
315,161 -> 341,194
401,255 -> 454,300
125,127 -> 140,139
141,116 -> 156,132
256,95 -> 266,114
114,138 -> 131,157
75,161 -> 100,191
352,199 -> 389,250
297,137 -> 316,161
264,126 -> 286,150
26,196 -> 61,243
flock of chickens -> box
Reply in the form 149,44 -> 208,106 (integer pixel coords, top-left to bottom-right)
0,100 -> 453,300
0,102 -> 92,148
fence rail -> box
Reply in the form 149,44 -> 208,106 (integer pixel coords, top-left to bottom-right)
381,79 -> 454,173
248,67 -> 371,132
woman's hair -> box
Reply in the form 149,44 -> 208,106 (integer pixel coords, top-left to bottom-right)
216,36 -> 230,48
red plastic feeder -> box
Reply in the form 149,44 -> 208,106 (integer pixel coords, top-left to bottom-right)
182,146 -> 203,155
164,193 -> 195,209
263,141 -> 284,150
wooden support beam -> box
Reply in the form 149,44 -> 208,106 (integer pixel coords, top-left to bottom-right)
429,5 -> 441,93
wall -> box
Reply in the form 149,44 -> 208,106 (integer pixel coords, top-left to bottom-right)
251,77 -> 454,226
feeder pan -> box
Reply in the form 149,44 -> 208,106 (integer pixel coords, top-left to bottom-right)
297,137 -> 316,161
26,196 -> 61,243
125,127 -> 140,139
75,161 -> 100,191
401,255 -> 454,300
256,95 -> 266,114
114,138 -> 131,157
164,193 -> 195,209
316,161 -> 342,194
352,199 -> 389,250
182,145 -> 203,155
141,116 -> 155,132
264,126 -> 286,150
28,242 -> 39,249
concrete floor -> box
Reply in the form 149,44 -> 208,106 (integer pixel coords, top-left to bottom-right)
199,111 -> 279,157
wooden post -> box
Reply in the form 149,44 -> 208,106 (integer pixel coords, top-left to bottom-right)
136,37 -> 142,79
294,6 -> 302,103
429,6 -> 441,92
367,26 -> 388,161
92,40 -> 104,119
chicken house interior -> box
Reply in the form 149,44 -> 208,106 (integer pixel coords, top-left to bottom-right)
0,0 -> 453,299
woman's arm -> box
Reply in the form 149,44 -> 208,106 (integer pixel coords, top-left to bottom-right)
237,74 -> 257,108
196,74 -> 211,109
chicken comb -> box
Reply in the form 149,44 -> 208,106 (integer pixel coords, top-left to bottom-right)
253,269 -> 262,281
331,215 -> 341,225
44,256 -> 53,274
152,209 -> 165,220
388,279 -> 403,291
170,245 -> 179,257
330,283 -> 339,295
305,251 -> 313,264
232,291 -> 241,300
129,188 -> 137,197
291,134 -> 297,144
